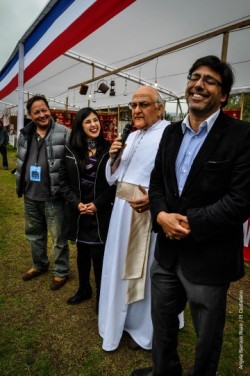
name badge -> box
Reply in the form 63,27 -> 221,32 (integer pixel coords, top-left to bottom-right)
30,165 -> 41,182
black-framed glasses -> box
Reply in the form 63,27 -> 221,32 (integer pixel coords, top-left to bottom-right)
128,101 -> 158,110
187,73 -> 222,87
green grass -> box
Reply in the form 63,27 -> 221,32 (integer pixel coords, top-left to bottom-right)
0,146 -> 249,375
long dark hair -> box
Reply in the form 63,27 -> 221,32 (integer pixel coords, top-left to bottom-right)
69,107 -> 105,165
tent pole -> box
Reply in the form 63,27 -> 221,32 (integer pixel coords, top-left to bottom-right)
17,43 -> 24,136
88,63 -> 95,107
240,93 -> 245,120
117,105 -> 120,134
221,32 -> 229,62
175,99 -> 183,120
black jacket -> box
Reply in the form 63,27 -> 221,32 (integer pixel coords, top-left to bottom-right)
149,111 -> 250,284
59,141 -> 116,243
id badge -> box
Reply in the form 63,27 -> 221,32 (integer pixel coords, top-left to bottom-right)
30,165 -> 41,182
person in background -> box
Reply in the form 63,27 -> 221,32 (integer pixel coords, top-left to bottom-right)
132,56 -> 250,376
16,94 -> 70,290
99,86 -> 184,352
0,119 -> 9,170
59,107 -> 116,313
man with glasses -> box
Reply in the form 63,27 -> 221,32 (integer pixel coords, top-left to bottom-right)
132,55 -> 250,375
99,86 -> 184,352
16,95 -> 70,290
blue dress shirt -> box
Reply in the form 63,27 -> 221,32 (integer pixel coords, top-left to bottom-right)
175,109 -> 220,196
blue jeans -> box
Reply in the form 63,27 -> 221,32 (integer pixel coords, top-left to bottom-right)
24,197 -> 69,277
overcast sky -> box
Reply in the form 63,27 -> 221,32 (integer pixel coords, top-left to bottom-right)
0,0 -> 49,70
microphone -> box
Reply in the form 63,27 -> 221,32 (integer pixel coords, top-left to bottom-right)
110,123 -> 132,166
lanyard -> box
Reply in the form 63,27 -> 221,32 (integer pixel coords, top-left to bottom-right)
35,134 -> 46,165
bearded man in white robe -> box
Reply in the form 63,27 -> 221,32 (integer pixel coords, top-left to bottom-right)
98,86 -> 184,351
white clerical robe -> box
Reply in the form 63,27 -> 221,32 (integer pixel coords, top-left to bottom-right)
98,120 -> 184,351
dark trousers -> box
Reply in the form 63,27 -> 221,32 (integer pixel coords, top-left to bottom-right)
150,260 -> 229,376
76,242 -> 104,302
0,145 -> 8,167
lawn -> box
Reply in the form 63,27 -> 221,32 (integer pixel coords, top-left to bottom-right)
0,146 -> 249,376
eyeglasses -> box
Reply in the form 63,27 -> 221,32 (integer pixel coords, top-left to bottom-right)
187,73 -> 222,87
128,101 -> 158,110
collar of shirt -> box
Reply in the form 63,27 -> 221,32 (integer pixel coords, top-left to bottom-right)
181,109 -> 221,135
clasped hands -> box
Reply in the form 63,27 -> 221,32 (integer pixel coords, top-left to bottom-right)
157,211 -> 191,240
77,202 -> 97,215
127,185 -> 149,213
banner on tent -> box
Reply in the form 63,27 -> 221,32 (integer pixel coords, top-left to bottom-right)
99,113 -> 118,142
50,109 -> 118,141
243,219 -> 250,262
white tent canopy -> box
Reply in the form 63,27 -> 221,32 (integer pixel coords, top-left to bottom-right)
0,0 -> 250,122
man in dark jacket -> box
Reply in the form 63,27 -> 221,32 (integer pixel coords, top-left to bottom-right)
132,56 -> 250,376
0,119 -> 9,169
16,94 -> 70,290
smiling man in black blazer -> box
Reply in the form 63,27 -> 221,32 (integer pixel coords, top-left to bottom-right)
131,56 -> 250,376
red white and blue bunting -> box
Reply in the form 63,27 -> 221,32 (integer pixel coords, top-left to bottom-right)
0,0 -> 135,100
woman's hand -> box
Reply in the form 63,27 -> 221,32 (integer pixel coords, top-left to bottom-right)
77,202 -> 97,215
85,202 -> 97,215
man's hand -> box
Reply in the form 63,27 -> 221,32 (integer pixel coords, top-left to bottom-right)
109,136 -> 124,159
157,211 -> 191,240
127,185 -> 149,213
109,136 -> 126,173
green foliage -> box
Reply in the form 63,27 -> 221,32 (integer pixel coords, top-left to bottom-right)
226,93 -> 250,122
226,94 -> 241,109
242,93 -> 250,122
165,112 -> 174,121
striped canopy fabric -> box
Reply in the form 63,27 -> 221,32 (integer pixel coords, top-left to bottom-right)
0,0 -> 135,100
0,0 -> 249,115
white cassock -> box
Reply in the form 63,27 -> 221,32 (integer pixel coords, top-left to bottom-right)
98,120 -> 184,351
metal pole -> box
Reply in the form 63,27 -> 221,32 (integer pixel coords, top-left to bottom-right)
17,43 -> 24,136
221,32 -> 229,62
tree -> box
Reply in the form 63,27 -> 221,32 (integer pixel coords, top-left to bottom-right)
225,93 -> 250,122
